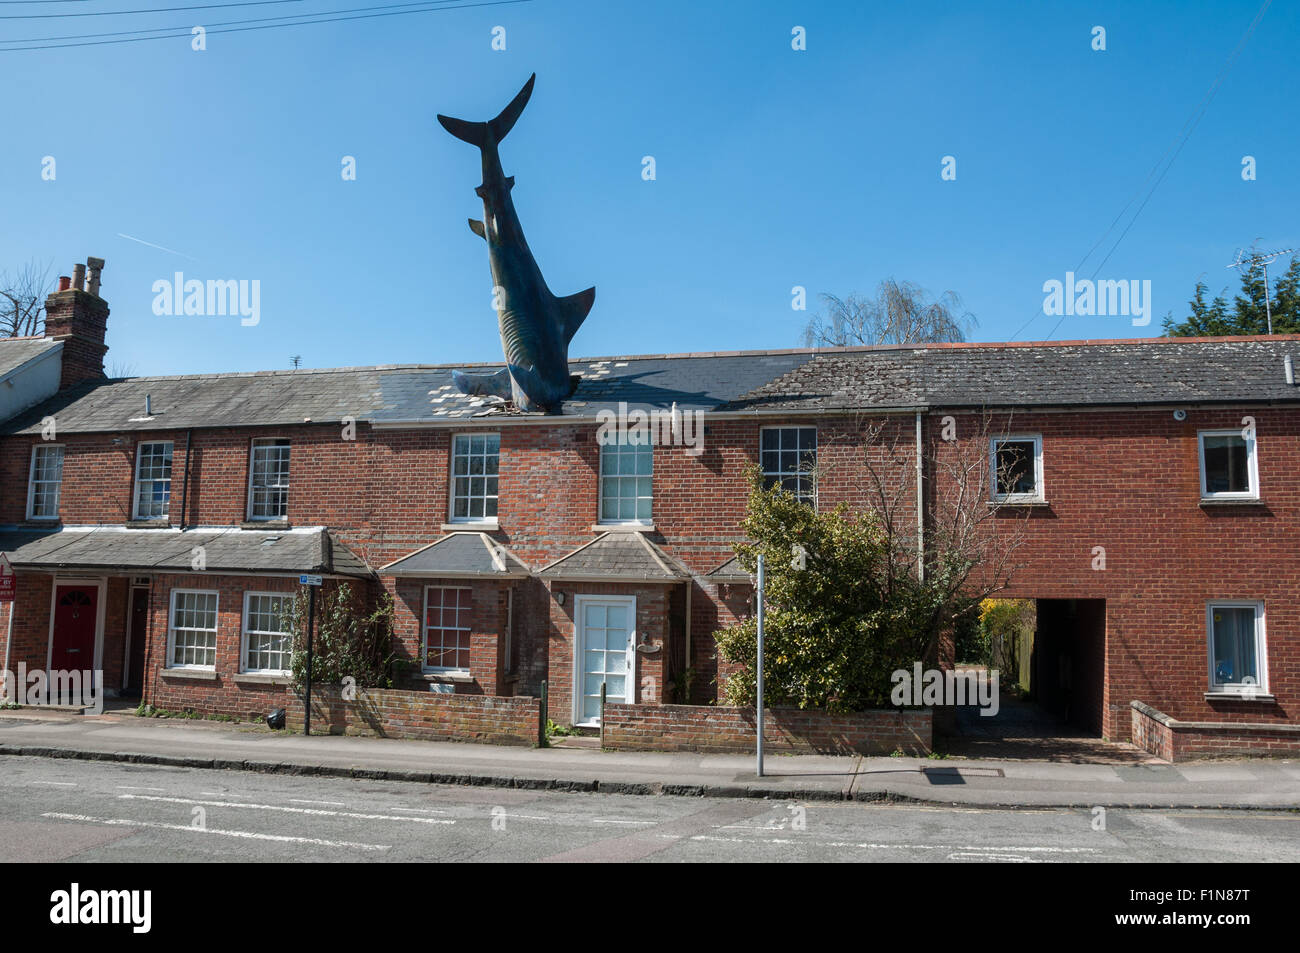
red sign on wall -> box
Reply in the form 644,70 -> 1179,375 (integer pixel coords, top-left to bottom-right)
0,553 -> 14,603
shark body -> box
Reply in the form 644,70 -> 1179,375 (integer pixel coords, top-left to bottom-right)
438,73 -> 595,413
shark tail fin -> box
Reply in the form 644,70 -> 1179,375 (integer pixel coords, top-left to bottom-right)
557,286 -> 595,344
452,367 -> 512,400
468,218 -> 487,240
437,73 -> 536,148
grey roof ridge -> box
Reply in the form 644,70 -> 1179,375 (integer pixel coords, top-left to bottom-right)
90,333 -> 1300,385
536,533 -> 608,575
375,532 -> 456,572
484,535 -> 534,575
635,532 -> 688,578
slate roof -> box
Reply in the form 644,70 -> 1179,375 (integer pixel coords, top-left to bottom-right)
0,526 -> 372,577
0,336 -> 60,379
378,532 -> 531,578
723,337 -> 1300,412
539,532 -> 690,582
3,336 -> 1297,435
706,554 -> 752,584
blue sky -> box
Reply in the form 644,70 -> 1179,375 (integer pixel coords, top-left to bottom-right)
1,0 -> 1296,375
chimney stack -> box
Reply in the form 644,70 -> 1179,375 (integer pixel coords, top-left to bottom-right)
44,256 -> 109,390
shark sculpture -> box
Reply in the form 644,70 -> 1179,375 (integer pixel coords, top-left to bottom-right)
438,73 -> 595,413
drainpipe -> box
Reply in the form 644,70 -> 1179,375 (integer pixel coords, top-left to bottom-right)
915,412 -> 924,582
683,578 -> 692,702
2,600 -> 13,702
178,429 -> 193,528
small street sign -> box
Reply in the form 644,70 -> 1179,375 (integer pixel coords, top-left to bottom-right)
0,553 -> 14,603
299,574 -> 323,586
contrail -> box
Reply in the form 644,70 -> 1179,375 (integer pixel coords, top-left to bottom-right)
117,232 -> 198,261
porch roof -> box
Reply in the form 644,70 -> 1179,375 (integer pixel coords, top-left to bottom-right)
378,532 -> 531,578
538,532 -> 690,582
706,553 -> 752,584
0,526 -> 372,577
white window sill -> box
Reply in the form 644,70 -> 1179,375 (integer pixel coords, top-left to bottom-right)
233,672 -> 290,685
1204,691 -> 1275,702
441,522 -> 498,532
1199,497 -> 1264,506
417,670 -> 474,683
592,523 -> 655,533
989,499 -> 1050,507
160,668 -> 218,681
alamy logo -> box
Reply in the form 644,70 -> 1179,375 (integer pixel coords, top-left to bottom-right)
1,665 -> 104,714
50,883 -> 151,933
151,272 -> 260,326
890,663 -> 1000,716
596,400 -> 704,456
1041,272 -> 1152,327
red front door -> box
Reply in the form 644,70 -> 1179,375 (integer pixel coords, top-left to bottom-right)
51,584 -> 98,672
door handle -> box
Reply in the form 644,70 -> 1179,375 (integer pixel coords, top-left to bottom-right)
66,648 -> 81,653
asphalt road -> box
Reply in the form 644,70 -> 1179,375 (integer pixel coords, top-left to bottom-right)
0,756 -> 1296,862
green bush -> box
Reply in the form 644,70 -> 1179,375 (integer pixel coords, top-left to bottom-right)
287,584 -> 397,691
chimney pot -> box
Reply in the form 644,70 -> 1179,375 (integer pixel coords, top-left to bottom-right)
71,263 -> 86,292
58,276 -> 71,292
86,257 -> 105,297
1285,355 -> 1294,386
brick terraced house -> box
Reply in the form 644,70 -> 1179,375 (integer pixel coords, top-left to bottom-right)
2,259 -> 1299,758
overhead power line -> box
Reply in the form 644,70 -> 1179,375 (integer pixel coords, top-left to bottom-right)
0,0 -> 304,18
0,0 -> 530,49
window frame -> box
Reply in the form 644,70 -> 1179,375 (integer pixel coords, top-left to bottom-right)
759,425 -> 818,506
421,585 -> 473,675
448,432 -> 500,525
989,433 -> 1045,503
1205,600 -> 1268,695
166,588 -> 220,671
26,443 -> 64,521
1197,429 -> 1259,500
597,433 -> 654,525
241,591 -> 294,675
246,437 -> 291,521
132,440 -> 174,521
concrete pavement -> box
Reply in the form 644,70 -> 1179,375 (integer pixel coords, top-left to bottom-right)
0,709 -> 1297,810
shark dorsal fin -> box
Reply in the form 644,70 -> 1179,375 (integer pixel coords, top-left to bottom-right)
557,286 -> 595,344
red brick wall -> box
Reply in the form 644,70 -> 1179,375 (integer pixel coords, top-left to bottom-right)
1131,701 -> 1300,761
936,407 -> 1299,739
601,703 -> 932,755
285,683 -> 540,746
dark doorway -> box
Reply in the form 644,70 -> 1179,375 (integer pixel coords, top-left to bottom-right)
123,585 -> 149,697
1033,598 -> 1106,735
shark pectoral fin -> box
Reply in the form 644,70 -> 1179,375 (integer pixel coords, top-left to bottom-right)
452,367 -> 512,400
468,218 -> 487,240
557,286 -> 596,344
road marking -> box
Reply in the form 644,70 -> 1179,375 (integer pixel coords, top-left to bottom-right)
117,794 -> 454,825
289,799 -> 346,807
391,807 -> 450,816
43,812 -> 389,851
947,851 -> 1035,862
591,819 -> 654,826
116,785 -> 166,792
30,781 -> 75,787
687,834 -> 1099,853
200,791 -> 249,798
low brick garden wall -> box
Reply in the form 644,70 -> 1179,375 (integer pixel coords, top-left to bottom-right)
286,684 -> 540,746
601,703 -> 931,755
1131,700 -> 1300,761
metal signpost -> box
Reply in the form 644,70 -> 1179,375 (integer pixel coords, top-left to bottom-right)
755,553 -> 765,778
299,574 -> 322,736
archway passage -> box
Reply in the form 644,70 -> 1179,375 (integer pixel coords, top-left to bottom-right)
942,599 -> 1153,763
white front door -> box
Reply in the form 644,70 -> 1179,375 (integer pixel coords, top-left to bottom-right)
574,596 -> 635,726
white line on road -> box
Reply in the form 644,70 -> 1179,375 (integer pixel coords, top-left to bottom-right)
289,799 -> 346,807
116,785 -> 166,792
117,794 -> 454,825
591,819 -> 655,826
687,834 -> 1099,854
42,812 -> 390,851
391,807 -> 450,815
30,781 -> 75,787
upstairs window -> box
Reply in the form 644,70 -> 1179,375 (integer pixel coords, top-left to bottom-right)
990,435 -> 1044,502
248,438 -> 290,521
1199,430 -> 1258,499
1207,602 -> 1267,695
133,441 -> 174,520
450,433 -> 499,523
27,444 -> 64,520
599,435 -> 652,524
760,427 -> 817,505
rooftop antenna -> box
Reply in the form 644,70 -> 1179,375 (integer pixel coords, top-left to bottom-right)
1227,245 -> 1297,335
290,355 -> 302,369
